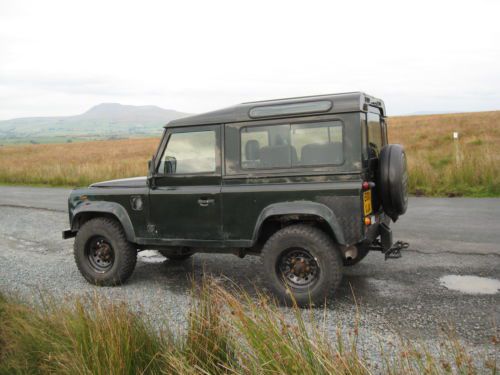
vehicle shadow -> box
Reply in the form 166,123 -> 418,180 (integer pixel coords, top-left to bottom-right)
131,252 -> 371,307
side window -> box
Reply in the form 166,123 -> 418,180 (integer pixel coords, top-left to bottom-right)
291,121 -> 343,166
240,124 -> 291,169
239,120 -> 343,170
158,130 -> 216,174
367,112 -> 383,157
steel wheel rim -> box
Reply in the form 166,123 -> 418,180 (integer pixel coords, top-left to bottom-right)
277,248 -> 320,289
86,236 -> 114,273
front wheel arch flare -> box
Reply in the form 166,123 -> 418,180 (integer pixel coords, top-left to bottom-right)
71,202 -> 136,242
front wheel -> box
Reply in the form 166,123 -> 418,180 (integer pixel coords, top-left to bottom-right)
261,224 -> 343,307
74,217 -> 137,286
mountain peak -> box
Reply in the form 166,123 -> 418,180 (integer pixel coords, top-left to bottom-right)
0,103 -> 191,142
79,103 -> 189,121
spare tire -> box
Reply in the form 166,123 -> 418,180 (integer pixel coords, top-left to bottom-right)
378,144 -> 409,221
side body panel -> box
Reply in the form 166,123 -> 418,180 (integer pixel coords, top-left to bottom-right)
222,177 -> 363,246
69,186 -> 150,241
222,113 -> 365,246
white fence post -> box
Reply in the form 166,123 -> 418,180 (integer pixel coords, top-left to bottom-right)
453,132 -> 461,165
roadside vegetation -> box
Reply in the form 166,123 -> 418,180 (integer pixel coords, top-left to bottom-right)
0,138 -> 158,187
388,111 -> 500,197
0,111 -> 498,196
0,280 -> 496,374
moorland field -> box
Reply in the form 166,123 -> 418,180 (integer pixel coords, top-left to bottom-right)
0,111 -> 498,196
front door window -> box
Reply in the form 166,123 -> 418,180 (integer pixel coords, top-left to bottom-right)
158,130 -> 217,174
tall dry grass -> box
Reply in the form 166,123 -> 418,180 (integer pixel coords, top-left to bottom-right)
0,280 -> 496,374
0,138 -> 158,187
0,111 -> 498,195
389,111 -> 500,196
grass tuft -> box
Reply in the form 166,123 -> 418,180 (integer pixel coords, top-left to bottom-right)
0,279 -> 497,374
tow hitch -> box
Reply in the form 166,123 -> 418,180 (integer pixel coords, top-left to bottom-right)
370,239 -> 410,260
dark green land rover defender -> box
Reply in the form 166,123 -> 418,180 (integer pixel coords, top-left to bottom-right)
63,92 -> 408,305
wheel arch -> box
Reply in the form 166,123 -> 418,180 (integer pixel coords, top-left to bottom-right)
71,202 -> 136,242
252,201 -> 346,246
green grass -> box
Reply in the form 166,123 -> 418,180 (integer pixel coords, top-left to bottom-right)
0,280 -> 497,374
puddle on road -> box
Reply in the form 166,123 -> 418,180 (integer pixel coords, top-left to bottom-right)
138,250 -> 165,264
439,275 -> 500,295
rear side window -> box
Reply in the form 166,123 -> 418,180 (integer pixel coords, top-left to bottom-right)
158,130 -> 216,174
291,122 -> 343,166
241,124 -> 290,169
367,112 -> 383,157
240,120 -> 343,170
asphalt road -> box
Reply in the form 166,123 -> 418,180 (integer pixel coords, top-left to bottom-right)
0,186 -> 499,363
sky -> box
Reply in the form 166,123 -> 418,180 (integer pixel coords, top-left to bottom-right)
0,0 -> 499,120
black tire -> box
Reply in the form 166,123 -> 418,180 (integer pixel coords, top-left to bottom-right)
378,144 -> 409,221
343,245 -> 369,266
261,224 -> 343,307
158,248 -> 193,261
74,217 -> 137,286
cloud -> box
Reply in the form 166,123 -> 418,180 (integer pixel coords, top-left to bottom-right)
0,0 -> 499,119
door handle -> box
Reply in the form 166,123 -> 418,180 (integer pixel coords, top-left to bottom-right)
198,198 -> 215,207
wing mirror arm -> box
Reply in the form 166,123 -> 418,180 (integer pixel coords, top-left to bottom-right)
147,155 -> 156,189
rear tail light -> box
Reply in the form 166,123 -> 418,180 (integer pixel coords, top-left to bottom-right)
362,181 -> 376,190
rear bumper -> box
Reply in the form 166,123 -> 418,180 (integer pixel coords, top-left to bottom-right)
62,229 -> 76,239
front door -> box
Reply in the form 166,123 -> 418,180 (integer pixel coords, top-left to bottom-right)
149,125 -> 223,244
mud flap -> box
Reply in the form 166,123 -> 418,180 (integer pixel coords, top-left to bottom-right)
62,229 -> 76,239
380,223 -> 393,250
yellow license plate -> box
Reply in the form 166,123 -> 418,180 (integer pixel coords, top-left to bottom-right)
363,190 -> 372,216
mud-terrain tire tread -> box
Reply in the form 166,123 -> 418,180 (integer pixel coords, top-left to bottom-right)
378,144 -> 409,221
74,217 -> 137,286
261,224 -> 343,307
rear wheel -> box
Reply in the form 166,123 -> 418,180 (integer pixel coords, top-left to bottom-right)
261,224 -> 343,307
74,217 -> 137,286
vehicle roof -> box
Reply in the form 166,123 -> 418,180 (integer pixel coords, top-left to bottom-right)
166,92 -> 386,128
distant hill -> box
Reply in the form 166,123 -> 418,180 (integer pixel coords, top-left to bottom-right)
0,103 -> 190,144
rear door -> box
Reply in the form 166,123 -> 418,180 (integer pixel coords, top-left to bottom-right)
363,109 -> 387,213
149,125 -> 223,242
